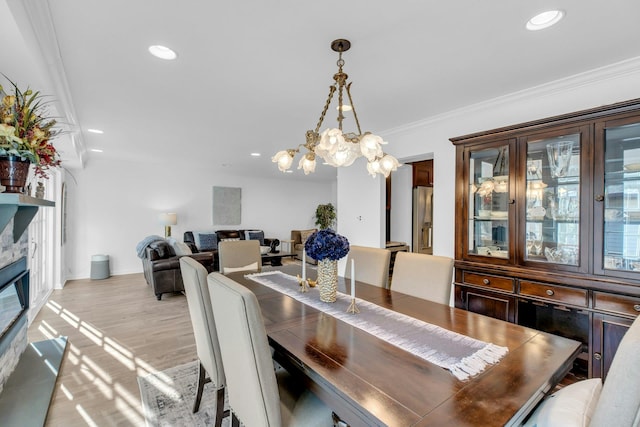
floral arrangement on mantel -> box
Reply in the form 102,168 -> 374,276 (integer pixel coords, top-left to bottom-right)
0,78 -> 61,179
305,229 -> 350,303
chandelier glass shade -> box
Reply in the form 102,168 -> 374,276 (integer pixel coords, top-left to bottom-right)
272,39 -> 399,178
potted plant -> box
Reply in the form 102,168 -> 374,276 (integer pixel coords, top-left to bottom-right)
315,203 -> 336,230
0,78 -> 61,193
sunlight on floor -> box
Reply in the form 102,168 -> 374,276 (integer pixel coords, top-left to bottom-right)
34,298 -> 155,425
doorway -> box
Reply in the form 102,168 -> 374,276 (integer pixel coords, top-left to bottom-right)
410,160 -> 433,254
28,173 -> 58,322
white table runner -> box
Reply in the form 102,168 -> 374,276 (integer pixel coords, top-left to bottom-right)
246,271 -> 508,380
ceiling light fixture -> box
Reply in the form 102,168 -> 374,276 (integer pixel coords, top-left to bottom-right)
87,128 -> 104,134
272,39 -> 399,178
148,45 -> 177,60
526,10 -> 565,31
251,152 -> 261,157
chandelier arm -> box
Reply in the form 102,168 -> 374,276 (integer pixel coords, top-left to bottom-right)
314,85 -> 337,134
345,82 -> 363,137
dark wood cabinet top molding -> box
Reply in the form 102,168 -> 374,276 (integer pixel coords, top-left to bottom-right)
0,194 -> 55,243
450,97 -> 640,144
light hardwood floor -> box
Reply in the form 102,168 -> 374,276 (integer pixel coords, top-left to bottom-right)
27,273 -> 197,426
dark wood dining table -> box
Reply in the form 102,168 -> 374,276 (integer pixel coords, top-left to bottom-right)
226,265 -> 581,427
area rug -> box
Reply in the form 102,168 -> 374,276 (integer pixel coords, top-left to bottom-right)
138,361 -> 230,427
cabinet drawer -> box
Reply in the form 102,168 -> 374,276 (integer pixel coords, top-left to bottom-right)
519,281 -> 588,307
461,271 -> 514,292
593,292 -> 640,317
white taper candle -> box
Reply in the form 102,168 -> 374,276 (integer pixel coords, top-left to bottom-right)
302,249 -> 306,280
351,259 -> 355,298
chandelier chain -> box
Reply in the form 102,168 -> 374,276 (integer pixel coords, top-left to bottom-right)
314,85 -> 337,135
345,82 -> 363,136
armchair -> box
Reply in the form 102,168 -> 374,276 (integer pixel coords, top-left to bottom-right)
291,229 -> 318,265
141,240 -> 214,300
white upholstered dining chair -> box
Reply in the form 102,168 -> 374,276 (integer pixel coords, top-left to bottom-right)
178,257 -> 227,426
523,314 -> 640,427
218,239 -> 261,274
390,252 -> 454,305
207,272 -> 334,427
344,245 -> 391,288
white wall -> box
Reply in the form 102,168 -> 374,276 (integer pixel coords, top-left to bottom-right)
336,157 -> 386,248
64,157 -> 335,279
341,57 -> 640,259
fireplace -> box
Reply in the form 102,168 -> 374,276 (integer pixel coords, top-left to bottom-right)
0,257 -> 29,392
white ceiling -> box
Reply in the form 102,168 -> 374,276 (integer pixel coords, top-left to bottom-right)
4,0 -> 640,181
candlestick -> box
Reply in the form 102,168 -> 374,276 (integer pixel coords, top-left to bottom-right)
302,249 -> 306,280
347,297 -> 359,314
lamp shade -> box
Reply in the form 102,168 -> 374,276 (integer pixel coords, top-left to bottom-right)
159,212 -> 177,226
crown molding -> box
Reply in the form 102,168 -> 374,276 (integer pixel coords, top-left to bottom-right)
7,0 -> 85,169
382,55 -> 640,137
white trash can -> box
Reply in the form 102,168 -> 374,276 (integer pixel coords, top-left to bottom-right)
90,254 -> 110,280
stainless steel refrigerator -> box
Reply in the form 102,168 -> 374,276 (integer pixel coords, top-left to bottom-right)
413,186 -> 433,254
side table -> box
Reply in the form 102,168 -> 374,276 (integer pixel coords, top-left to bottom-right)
280,239 -> 295,253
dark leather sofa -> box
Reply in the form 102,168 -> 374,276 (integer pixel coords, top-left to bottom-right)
142,240 -> 215,300
183,230 -> 276,271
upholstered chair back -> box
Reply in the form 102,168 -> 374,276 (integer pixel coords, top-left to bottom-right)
345,245 -> 391,288
208,272 -> 282,426
179,257 -> 226,397
590,314 -> 640,426
218,240 -> 261,274
391,252 -> 454,305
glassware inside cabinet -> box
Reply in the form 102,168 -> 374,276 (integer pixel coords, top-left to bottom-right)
525,134 -> 580,265
603,121 -> 640,272
468,145 -> 509,258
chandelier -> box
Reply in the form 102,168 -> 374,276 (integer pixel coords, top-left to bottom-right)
272,39 -> 400,178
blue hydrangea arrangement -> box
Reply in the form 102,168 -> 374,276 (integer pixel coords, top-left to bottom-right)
304,229 -> 350,261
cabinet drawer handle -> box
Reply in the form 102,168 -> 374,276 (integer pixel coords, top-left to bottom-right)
545,289 -> 554,296
595,194 -> 604,202
594,352 -> 602,361
634,304 -> 640,312
482,279 -> 490,285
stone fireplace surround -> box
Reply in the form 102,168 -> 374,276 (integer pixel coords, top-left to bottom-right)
0,219 -> 67,425
0,221 -> 28,394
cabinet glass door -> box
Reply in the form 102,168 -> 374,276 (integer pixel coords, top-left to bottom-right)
525,133 -> 581,265
603,121 -> 640,272
468,144 -> 510,258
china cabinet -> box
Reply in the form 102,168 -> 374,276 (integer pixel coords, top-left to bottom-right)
451,99 -> 640,379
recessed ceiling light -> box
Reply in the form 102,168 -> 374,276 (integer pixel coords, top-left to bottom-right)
148,45 -> 177,60
87,128 -> 103,134
90,149 -> 103,153
251,152 -> 261,157
285,170 -> 293,174
526,10 -> 565,31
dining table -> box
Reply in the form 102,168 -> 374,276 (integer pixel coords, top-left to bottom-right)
226,265 -> 581,427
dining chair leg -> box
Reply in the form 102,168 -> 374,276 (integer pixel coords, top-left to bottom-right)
232,412 -> 240,427
193,361 -> 211,413
214,387 -> 226,427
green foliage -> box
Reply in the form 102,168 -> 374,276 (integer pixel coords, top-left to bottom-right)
315,203 -> 336,230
